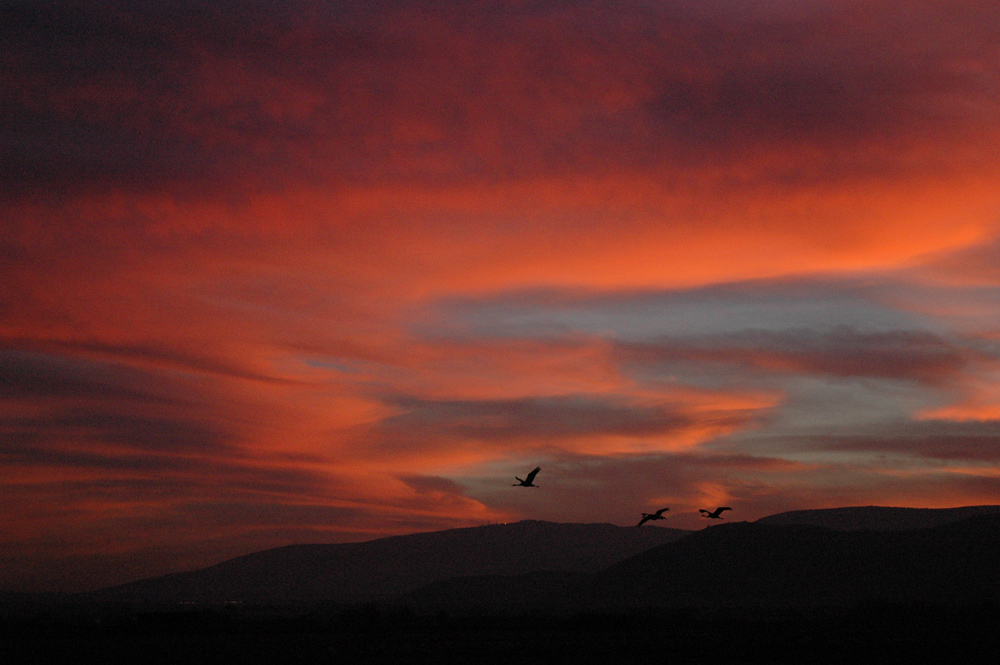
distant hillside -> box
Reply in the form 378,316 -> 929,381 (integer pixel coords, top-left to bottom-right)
756,505 -> 1000,531
410,515 -> 1000,611
594,514 -> 1000,607
84,521 -> 689,605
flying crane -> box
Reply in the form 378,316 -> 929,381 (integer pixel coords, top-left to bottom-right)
513,467 -> 540,487
636,507 -> 670,527
699,506 -> 732,519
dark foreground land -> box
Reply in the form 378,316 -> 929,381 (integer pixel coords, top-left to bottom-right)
4,603 -> 999,665
7,511 -> 1000,663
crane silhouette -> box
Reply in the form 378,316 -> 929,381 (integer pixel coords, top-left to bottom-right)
513,467 -> 540,487
699,506 -> 732,519
636,507 -> 669,527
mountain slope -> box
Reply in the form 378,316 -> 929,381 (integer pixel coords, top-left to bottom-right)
409,515 -> 1000,610
84,521 -> 689,604
594,514 -> 1000,607
756,505 -> 1000,531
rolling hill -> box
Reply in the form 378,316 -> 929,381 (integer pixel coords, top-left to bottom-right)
410,513 -> 1000,611
756,505 -> 1000,531
65,506 -> 1000,610
82,520 -> 689,605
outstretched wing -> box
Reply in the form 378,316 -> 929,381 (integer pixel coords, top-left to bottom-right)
525,467 -> 540,483
718,506 -> 732,513
655,507 -> 670,517
637,515 -> 651,527
698,509 -> 710,516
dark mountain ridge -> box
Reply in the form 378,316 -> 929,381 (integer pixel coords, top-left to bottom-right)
81,520 -> 689,605
8,507 -> 1000,664
757,504 -> 1000,531
19,506 -> 1000,611
411,514 -> 1000,611
594,514 -> 1000,607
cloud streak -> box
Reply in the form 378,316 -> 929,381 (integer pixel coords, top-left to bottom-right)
816,420 -> 1000,462
372,392 -> 764,455
616,327 -> 995,384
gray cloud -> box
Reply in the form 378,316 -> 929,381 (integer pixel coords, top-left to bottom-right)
431,276 -> 924,341
815,419 -> 1000,461
377,394 -> 755,448
921,234 -> 1000,286
0,349 -> 175,402
616,327 -> 990,384
10,338 -> 297,384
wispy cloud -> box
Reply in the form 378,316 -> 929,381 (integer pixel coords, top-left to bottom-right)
373,393 -> 763,452
815,419 -> 1000,462
615,327 -> 994,384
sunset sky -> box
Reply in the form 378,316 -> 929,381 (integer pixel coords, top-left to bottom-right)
3,0 -> 1000,592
